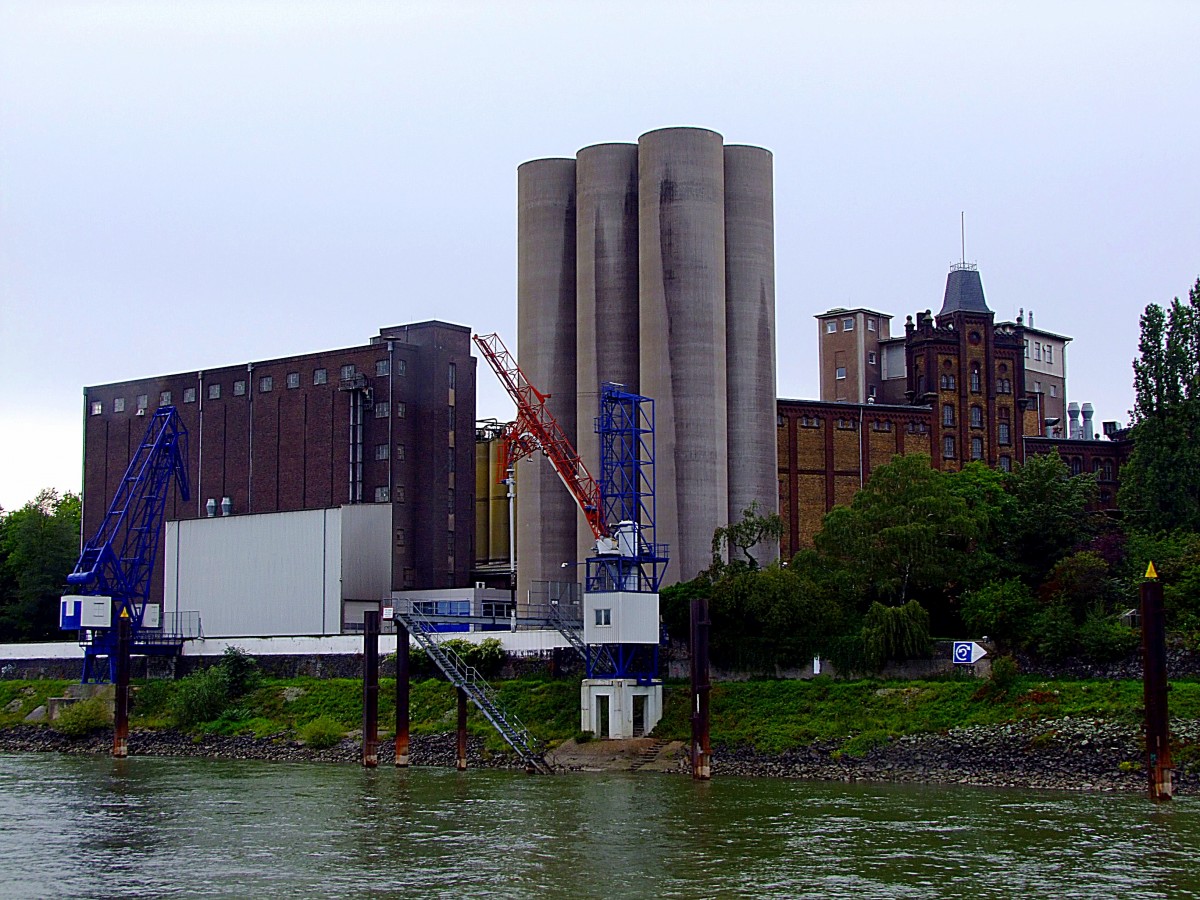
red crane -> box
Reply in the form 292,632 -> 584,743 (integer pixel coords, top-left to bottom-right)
473,332 -> 607,543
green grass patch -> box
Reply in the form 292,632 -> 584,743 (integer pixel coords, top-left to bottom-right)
0,680 -> 73,728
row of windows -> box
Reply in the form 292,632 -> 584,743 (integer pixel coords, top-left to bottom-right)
1026,340 -> 1054,364
825,316 -> 879,334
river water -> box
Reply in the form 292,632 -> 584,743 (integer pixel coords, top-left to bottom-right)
1,753 -> 1197,899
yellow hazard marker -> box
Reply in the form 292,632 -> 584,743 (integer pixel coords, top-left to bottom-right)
120,607 -> 130,618
1146,561 -> 1159,580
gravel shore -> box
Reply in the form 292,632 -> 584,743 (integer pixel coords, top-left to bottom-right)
2,719 -> 1195,793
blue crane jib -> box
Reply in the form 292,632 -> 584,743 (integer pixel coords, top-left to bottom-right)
61,406 -> 191,682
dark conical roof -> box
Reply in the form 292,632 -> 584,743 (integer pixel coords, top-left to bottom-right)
938,266 -> 990,316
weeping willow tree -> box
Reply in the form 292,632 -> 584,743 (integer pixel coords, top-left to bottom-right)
814,454 -> 982,613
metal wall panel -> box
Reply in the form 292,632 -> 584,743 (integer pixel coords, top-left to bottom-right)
339,503 -> 391,602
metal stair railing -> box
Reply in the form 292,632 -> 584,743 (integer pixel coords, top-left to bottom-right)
542,601 -> 618,677
395,603 -> 554,775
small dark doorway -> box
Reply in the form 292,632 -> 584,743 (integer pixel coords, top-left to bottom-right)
596,694 -> 610,739
632,694 -> 646,737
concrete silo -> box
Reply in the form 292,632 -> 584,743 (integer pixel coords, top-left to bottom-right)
638,126 -> 730,585
723,144 -> 779,564
516,158 -> 578,609
575,142 -> 641,567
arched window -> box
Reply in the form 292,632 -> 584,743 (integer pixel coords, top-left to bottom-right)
943,404 -> 955,426
971,437 -> 983,460
970,406 -> 983,428
943,436 -> 956,459
970,366 -> 982,393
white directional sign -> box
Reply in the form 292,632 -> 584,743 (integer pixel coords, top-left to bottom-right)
952,641 -> 987,664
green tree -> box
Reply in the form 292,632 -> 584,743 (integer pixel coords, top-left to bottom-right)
0,490 -> 81,641
710,500 -> 784,574
1120,278 -> 1200,533
1001,451 -> 1097,585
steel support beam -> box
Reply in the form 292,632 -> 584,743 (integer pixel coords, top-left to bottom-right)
362,610 -> 379,768
1141,574 -> 1172,800
395,622 -> 410,767
113,612 -> 131,758
456,688 -> 469,771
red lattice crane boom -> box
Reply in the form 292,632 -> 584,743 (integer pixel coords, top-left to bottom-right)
473,332 -> 607,542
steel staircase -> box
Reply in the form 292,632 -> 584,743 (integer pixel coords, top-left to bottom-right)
394,603 -> 554,775
543,601 -> 618,677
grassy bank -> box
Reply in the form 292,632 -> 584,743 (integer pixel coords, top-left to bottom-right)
4,674 -> 1200,762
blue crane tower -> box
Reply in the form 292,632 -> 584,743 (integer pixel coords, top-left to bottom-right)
60,406 -> 192,682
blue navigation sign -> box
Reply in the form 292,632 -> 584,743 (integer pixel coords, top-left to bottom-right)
952,641 -> 987,664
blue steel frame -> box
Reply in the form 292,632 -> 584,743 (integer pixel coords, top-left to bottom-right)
583,384 -> 668,684
66,406 -> 191,682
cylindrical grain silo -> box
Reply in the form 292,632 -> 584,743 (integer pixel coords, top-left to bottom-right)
724,144 -> 779,565
474,438 -> 491,568
575,142 -> 641,565
638,127 -> 729,584
516,158 -> 578,612
488,438 -> 509,565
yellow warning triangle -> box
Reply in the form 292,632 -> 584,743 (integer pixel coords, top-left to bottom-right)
1145,561 -> 1158,580
120,607 -> 130,618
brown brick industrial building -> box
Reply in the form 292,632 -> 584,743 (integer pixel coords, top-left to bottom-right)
82,320 -> 477,607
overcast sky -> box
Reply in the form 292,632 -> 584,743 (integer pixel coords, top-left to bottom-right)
2,1 -> 1198,511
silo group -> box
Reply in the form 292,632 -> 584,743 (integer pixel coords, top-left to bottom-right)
514,127 -> 780,603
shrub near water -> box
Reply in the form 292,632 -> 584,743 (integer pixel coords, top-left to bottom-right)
298,716 -> 345,749
172,666 -> 231,728
54,697 -> 112,737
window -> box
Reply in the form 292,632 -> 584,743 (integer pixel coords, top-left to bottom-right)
374,486 -> 389,503
313,368 -> 328,385
867,319 -> 877,332
970,367 -> 981,393
160,391 -> 172,405
998,422 -> 1011,445
1071,457 -> 1083,476
997,378 -> 1011,394
375,444 -> 390,460
1046,346 -> 1053,364
396,486 -> 406,503
940,374 -> 956,390
970,406 -> 983,428
448,362 -> 456,389
1033,380 -> 1042,394
777,414 -> 785,428
971,436 -> 983,460
396,445 -> 406,461
872,420 -> 892,432
835,367 -> 847,380
113,398 -> 125,413
836,418 -> 857,431
868,385 -> 877,398
90,401 -> 103,416
183,387 -> 196,403
448,406 -> 456,431
136,394 -> 149,411
376,359 -> 390,377
943,436 -> 956,459
448,487 -> 455,511
825,320 -> 837,334
396,528 -> 406,549
999,455 -> 1012,472
259,376 -> 273,393
907,422 -> 928,434
374,401 -> 389,418
868,351 -> 877,365
208,383 -> 221,400
1034,342 -> 1042,361
447,448 -> 455,472
942,404 -> 955,427
594,608 -> 612,626
1024,340 -> 1029,358
397,359 -> 406,376
842,317 -> 854,331
287,372 -> 300,389
1050,384 -> 1057,398
397,402 -> 406,418
233,381 -> 246,397
340,364 -> 356,381
1102,460 -> 1114,481
800,416 -> 821,429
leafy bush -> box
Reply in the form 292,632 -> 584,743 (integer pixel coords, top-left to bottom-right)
573,730 -> 594,744
975,655 -> 1019,701
134,679 -> 174,717
861,601 -> 932,670
55,696 -> 111,736
960,580 -> 1037,649
1078,608 -> 1139,663
219,646 -> 260,698
172,666 -> 231,728
298,715 -> 345,749
1029,602 -> 1078,662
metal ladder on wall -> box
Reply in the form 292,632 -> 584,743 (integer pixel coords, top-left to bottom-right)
393,604 -> 554,775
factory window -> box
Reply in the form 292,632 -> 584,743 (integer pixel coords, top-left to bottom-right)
999,455 -> 1012,472
777,414 -> 785,428
907,422 -> 928,434
448,362 -> 457,389
259,376 -> 273,393
1034,342 -> 1042,361
376,359 -> 390,377
113,398 -> 125,413
448,406 -> 456,432
943,436 -> 956,459
843,317 -> 854,331
1024,340 -> 1029,358
447,448 -> 456,472
397,402 -> 406,418
340,364 -> 356,381
868,385 -> 877,398
970,406 -> 983,428
160,391 -> 172,405
374,486 -> 389,503
835,367 -> 847,380
287,372 -> 300,389
183,387 -> 196,404
1050,384 -> 1057,398
825,320 -> 836,334
942,404 -> 955,427
375,444 -> 389,461
997,378 -> 1011,394
595,608 -> 612,627
396,486 -> 406,503
971,437 -> 983,461
397,359 -> 406,376
970,367 -> 981,393
868,351 -> 877,365
396,444 -> 406,461
800,416 -> 821,429
940,374 -> 956,390
233,381 -> 246,397
1102,460 -> 1114,481
448,488 -> 455,511
90,401 -> 103,416
998,422 -> 1011,445
1071,457 -> 1083,476
395,528 -> 406,549
1033,380 -> 1042,394
872,420 -> 892,432
208,384 -> 221,400
836,418 -> 857,431
136,394 -> 149,411
313,368 -> 328,385
1046,346 -> 1053,364
867,318 -> 877,332
374,401 -> 389,418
